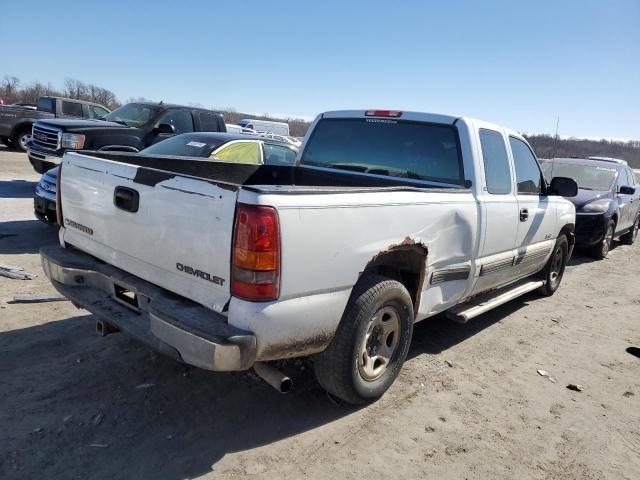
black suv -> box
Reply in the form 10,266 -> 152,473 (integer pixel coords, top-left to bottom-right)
542,157 -> 639,259
26,102 -> 226,173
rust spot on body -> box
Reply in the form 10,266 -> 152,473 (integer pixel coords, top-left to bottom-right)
258,332 -> 335,361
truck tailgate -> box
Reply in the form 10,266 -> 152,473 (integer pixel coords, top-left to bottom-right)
59,152 -> 238,312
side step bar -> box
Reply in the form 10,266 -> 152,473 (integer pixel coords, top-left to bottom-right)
446,280 -> 544,323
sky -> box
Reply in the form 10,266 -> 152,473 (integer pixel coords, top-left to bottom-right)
1,0 -> 638,140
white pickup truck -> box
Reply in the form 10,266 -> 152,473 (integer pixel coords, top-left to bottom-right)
41,110 -> 578,404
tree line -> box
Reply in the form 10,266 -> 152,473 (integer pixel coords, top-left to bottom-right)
524,134 -> 640,168
1,76 -> 120,110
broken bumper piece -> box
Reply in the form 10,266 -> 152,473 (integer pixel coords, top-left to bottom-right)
40,245 -> 256,371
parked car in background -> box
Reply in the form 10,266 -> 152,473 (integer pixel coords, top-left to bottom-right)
34,167 -> 58,224
238,118 -> 290,136
542,157 -> 640,258
26,102 -> 226,174
33,132 -> 298,225
139,132 -> 299,165
42,109 -> 577,404
0,96 -> 110,152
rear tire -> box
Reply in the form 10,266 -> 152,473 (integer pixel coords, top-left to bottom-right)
620,216 -> 639,245
537,234 -> 568,297
590,220 -> 615,259
11,126 -> 31,152
313,274 -> 414,405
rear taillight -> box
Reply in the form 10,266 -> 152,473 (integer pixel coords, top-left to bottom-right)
56,164 -> 63,226
231,204 -> 280,301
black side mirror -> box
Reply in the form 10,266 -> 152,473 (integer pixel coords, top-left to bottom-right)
549,176 -> 578,197
619,185 -> 636,195
154,123 -> 175,135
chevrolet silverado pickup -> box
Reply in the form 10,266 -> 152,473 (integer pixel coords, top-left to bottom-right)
41,109 -> 578,404
0,96 -> 109,152
27,102 -> 226,173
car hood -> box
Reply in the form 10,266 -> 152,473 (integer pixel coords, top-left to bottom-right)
569,189 -> 613,210
36,118 -> 135,132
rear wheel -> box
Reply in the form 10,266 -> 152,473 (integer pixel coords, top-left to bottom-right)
591,220 -> 615,259
313,275 -> 414,405
11,126 -> 32,152
537,234 -> 569,296
620,216 -> 639,245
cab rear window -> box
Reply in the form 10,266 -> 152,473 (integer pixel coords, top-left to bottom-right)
37,98 -> 55,113
300,118 -> 464,185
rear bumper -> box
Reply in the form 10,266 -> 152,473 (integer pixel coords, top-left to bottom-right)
40,245 -> 257,371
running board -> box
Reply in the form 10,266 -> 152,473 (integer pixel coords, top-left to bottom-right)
446,280 -> 544,323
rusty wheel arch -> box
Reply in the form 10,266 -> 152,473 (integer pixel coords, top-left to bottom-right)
359,237 -> 428,315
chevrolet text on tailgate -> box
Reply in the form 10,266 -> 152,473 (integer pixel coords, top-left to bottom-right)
41,110 -> 578,404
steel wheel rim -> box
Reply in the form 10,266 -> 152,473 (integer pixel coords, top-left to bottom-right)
357,306 -> 401,381
19,133 -> 31,149
549,245 -> 564,286
602,225 -> 613,257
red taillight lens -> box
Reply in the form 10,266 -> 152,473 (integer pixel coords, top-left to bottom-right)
231,204 -> 280,301
55,164 -> 63,226
365,110 -> 403,118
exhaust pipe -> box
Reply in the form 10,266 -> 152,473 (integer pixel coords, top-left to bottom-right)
253,362 -> 293,394
96,320 -> 120,337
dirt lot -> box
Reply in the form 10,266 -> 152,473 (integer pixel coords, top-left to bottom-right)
1,145 -> 639,480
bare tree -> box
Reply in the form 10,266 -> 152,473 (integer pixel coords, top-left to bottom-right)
1,76 -> 20,103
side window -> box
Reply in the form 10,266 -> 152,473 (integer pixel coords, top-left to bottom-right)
263,144 -> 297,165
625,168 -> 636,187
479,129 -> 512,194
198,111 -> 221,132
210,141 -> 262,165
157,110 -> 194,135
61,101 -> 84,117
88,105 -> 109,119
509,137 -> 543,194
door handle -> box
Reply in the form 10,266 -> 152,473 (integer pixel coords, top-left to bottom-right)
520,208 -> 529,222
114,186 -> 140,213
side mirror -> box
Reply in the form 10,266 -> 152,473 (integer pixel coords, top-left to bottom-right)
549,176 -> 578,197
619,185 -> 636,195
154,123 -> 175,135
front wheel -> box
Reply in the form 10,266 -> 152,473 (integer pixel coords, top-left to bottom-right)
537,234 -> 569,297
590,219 -> 615,260
620,216 -> 639,245
313,275 -> 414,405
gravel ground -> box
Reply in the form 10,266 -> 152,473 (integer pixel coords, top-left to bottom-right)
0,145 -> 639,480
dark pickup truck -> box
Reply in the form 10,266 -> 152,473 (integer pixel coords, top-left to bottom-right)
0,96 -> 110,152
27,102 -> 227,173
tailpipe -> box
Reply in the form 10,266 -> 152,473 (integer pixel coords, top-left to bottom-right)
253,362 -> 293,394
96,320 -> 120,337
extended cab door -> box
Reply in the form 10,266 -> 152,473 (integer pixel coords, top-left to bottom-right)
509,136 -> 557,277
471,127 -> 519,294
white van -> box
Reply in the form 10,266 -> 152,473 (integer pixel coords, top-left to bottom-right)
225,124 -> 244,133
238,119 -> 290,136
